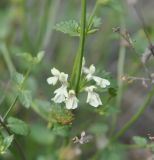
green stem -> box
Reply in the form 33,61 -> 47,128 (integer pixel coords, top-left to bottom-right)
75,0 -> 87,94
3,66 -> 33,120
110,18 -> 126,135
0,43 -> 15,76
110,86 -> 154,143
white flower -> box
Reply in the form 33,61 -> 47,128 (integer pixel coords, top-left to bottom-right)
59,72 -> 68,84
82,63 -> 110,88
85,86 -> 102,107
83,64 -> 96,81
52,85 -> 68,103
47,68 -> 68,86
93,76 -> 110,88
47,68 -> 61,85
65,90 -> 78,109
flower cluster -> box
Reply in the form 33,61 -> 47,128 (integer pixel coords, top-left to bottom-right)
47,61 -> 110,109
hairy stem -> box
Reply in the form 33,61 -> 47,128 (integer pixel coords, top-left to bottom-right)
75,0 -> 87,94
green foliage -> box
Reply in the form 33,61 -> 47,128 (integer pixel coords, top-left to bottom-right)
7,117 -> 30,136
100,144 -> 126,160
133,136 -> 148,147
55,20 -> 80,36
19,90 -> 32,108
0,135 -> 14,155
13,72 -> 24,86
17,51 -> 44,65
54,17 -> 101,36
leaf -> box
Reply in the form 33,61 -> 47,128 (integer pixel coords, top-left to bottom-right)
13,72 -> 24,86
33,51 -> 45,64
52,124 -> 70,137
7,117 -> 30,136
3,135 -> 14,151
149,143 -> 154,152
54,20 -> 80,36
19,90 -> 32,108
0,135 -> 14,154
133,136 -> 147,147
16,51 -> 44,65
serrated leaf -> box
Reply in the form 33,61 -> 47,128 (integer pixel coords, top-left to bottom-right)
19,90 -> 32,108
55,20 -> 80,36
0,135 -> 14,154
92,17 -> 101,28
13,72 -> 24,86
7,117 -> 30,136
133,136 -> 147,147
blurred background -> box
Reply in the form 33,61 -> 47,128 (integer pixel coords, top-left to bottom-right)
0,0 -> 154,159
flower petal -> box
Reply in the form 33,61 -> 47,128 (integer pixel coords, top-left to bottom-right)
51,68 -> 60,76
93,76 -> 110,88
47,77 -> 58,85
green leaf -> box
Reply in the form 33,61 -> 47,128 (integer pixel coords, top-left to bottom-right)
33,51 -> 45,64
16,51 -> 44,65
19,90 -> 32,108
52,124 -> 70,137
133,136 -> 147,147
7,117 -> 30,136
149,143 -> 154,152
0,135 -> 14,154
13,72 -> 24,86
54,20 -> 80,36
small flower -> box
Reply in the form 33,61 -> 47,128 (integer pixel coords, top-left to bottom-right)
65,90 -> 78,109
59,72 -> 68,84
47,68 -> 61,85
83,64 -> 110,88
47,68 -> 68,86
52,85 -> 68,103
93,76 -> 110,88
83,64 -> 96,81
85,86 -> 102,107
